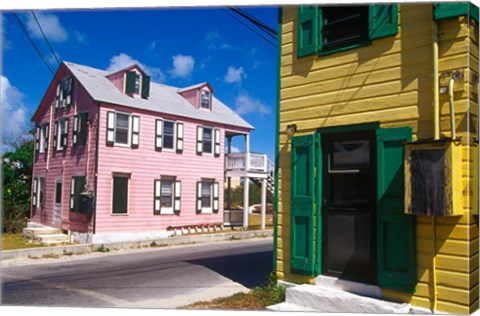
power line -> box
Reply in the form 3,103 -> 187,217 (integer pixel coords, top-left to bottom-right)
228,7 -> 277,39
31,11 -> 61,67
224,9 -> 277,47
13,13 -> 55,76
224,10 -> 277,48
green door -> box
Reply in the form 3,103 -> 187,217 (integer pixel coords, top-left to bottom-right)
376,127 -> 416,293
290,134 -> 321,276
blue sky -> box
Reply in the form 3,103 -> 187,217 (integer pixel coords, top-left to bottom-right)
1,6 -> 278,160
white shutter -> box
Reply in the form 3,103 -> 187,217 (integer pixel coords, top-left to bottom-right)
62,119 -> 68,148
131,115 -> 140,147
54,122 -> 58,149
196,126 -> 203,154
174,180 -> 181,212
214,128 -> 221,157
73,115 -> 79,145
213,182 -> 219,212
32,178 -> 38,206
70,177 -> 75,210
35,127 -> 40,151
154,179 -> 161,213
176,123 -> 184,153
196,181 -> 203,212
155,119 -> 163,151
55,83 -> 61,109
106,111 -> 115,145
44,124 -> 49,151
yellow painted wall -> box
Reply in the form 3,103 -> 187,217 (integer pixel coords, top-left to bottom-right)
277,4 -> 479,314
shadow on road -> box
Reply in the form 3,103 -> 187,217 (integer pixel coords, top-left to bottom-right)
187,250 -> 273,289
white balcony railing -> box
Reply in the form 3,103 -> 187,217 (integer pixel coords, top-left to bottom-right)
225,152 -> 271,173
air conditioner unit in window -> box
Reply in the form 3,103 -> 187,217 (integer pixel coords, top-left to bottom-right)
404,140 -> 463,216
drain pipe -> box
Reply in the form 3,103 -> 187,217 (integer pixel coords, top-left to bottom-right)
433,21 -> 440,141
431,19 -> 439,313
448,78 -> 456,140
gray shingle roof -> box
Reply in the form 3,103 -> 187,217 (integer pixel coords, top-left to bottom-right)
64,61 -> 254,130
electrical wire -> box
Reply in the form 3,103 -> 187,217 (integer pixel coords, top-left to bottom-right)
31,11 -> 61,67
229,7 -> 277,38
13,13 -> 55,76
224,9 -> 277,48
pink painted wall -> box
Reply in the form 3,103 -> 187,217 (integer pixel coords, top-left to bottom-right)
31,65 -> 98,233
106,71 -> 124,93
94,102 -> 249,234
179,89 -> 199,108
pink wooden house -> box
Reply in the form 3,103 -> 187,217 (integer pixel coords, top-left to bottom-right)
30,61 -> 266,243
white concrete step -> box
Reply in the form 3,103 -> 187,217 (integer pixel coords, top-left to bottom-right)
36,234 -> 70,245
285,284 -> 412,313
23,227 -> 63,239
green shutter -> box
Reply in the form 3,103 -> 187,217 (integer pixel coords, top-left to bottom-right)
297,6 -> 319,57
369,4 -> 398,40
376,127 -> 416,293
72,176 -> 86,212
434,2 -> 468,20
433,2 -> 478,22
141,75 -> 150,98
125,71 -> 136,94
112,177 -> 129,214
290,134 -> 320,275
78,112 -> 88,146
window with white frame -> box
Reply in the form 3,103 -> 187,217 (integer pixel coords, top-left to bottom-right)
163,121 -> 175,150
106,111 -> 140,148
196,126 -> 221,156
36,124 -> 49,154
32,177 -> 45,208
200,90 -> 211,110
55,118 -> 69,150
196,180 -> 219,214
155,119 -> 184,153
154,177 -> 181,214
55,76 -> 73,109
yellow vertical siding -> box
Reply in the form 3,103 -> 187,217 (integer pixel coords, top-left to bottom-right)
277,4 -> 479,314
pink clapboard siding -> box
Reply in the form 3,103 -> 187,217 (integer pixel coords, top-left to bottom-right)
178,89 -> 199,108
95,103 -> 249,233
31,65 -> 98,233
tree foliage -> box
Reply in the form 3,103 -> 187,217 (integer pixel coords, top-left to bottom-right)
2,140 -> 33,233
224,179 -> 273,209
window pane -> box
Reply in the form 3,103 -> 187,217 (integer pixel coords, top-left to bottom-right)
134,74 -> 140,94
331,140 -> 370,170
161,179 -> 173,208
115,114 -> 129,144
322,6 -> 369,51
112,177 -> 128,213
55,182 -> 62,204
201,90 -> 210,109
201,181 -> 212,208
203,128 -> 212,153
163,121 -> 174,149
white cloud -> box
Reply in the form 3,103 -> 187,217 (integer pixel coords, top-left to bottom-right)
1,76 -> 29,147
106,53 -> 166,83
205,31 -> 233,50
25,11 -> 69,43
231,146 -> 241,153
169,55 -> 195,79
235,93 -> 271,116
224,66 -> 247,84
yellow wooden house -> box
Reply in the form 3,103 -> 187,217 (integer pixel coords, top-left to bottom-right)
275,2 -> 479,314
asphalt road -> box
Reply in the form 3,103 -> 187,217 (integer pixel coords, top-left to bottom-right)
1,238 -> 273,309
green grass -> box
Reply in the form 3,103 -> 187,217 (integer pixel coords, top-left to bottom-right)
182,273 -> 285,310
2,233 -> 44,250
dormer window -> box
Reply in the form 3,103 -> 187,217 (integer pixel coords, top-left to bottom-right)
200,90 -> 211,110
125,71 -> 150,98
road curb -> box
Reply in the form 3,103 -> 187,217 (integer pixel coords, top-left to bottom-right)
1,229 -> 273,261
